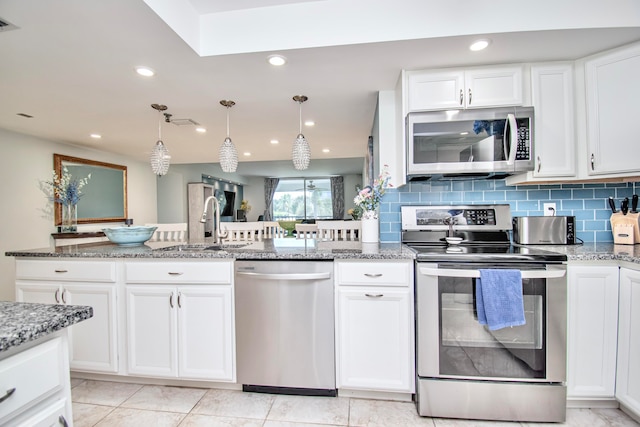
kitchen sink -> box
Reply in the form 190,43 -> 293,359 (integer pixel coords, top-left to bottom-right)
154,244 -> 247,252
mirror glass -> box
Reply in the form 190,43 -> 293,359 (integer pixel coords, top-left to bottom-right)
54,154 -> 128,225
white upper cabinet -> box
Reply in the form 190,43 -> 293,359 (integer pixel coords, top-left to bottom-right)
406,65 -> 523,112
507,63 -> 576,185
585,42 -> 640,176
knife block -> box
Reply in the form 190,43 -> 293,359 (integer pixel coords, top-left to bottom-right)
610,212 -> 640,244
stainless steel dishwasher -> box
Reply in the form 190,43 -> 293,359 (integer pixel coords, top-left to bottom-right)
235,260 -> 336,396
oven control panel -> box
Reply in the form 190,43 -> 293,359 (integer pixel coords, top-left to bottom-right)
464,209 -> 496,225
401,204 -> 512,231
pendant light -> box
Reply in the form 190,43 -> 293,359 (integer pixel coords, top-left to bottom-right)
292,95 -> 310,170
219,100 -> 238,173
150,103 -> 170,176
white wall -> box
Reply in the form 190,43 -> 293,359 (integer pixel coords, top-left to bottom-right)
0,128 -> 157,301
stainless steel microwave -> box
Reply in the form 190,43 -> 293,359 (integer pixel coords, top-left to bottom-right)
406,106 -> 534,179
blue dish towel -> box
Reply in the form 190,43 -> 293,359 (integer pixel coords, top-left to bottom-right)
476,269 -> 525,331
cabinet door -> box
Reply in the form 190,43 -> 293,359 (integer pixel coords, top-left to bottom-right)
64,284 -> 118,373
531,64 -> 576,178
407,70 -> 465,111
567,265 -> 619,398
617,268 -> 640,417
464,66 -> 523,108
126,286 -> 178,377
16,283 -> 61,305
337,288 -> 413,392
586,43 -> 640,175
177,286 -> 235,381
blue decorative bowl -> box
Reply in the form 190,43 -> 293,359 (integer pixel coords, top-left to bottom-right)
102,226 -> 157,246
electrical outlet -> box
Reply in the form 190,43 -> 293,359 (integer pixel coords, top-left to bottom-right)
544,203 -> 556,216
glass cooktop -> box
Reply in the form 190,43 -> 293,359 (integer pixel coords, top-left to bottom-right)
410,244 -> 567,263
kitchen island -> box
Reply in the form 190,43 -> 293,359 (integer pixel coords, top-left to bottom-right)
5,238 -> 415,260
0,301 -> 93,426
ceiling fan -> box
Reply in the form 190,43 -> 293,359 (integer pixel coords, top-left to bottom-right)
296,180 -> 329,192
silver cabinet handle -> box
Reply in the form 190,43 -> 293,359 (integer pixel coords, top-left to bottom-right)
364,273 -> 382,278
591,153 -> 595,170
0,388 -> 16,403
177,292 -> 182,308
365,293 -> 384,298
168,272 -> 184,276
537,156 -> 541,173
59,415 -> 69,427
54,269 -> 68,273
169,293 -> 174,308
468,88 -> 472,105
54,288 -> 60,304
459,89 -> 463,106
61,289 -> 67,304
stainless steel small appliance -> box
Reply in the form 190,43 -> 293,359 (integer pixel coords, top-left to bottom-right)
513,216 -> 576,245
235,260 -> 336,396
406,106 -> 534,180
402,204 -> 568,422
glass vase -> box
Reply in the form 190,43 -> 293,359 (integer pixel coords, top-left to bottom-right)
62,203 -> 78,232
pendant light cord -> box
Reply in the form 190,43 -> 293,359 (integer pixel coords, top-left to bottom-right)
226,106 -> 230,138
157,110 -> 162,141
299,102 -> 302,134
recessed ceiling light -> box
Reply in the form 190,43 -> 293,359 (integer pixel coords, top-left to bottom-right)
270,139 -> 279,144
304,120 -> 315,127
267,54 -> 287,66
195,127 -> 206,133
322,148 -> 330,153
459,132 -> 468,136
90,134 -> 102,139
243,152 -> 251,156
135,66 -> 155,77
469,39 -> 490,51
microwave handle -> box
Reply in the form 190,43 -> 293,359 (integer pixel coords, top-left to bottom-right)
503,113 -> 518,166
418,266 -> 566,279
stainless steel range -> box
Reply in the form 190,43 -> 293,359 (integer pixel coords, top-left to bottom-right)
402,205 -> 568,423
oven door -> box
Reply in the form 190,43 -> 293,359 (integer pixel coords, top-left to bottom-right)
416,262 -> 566,383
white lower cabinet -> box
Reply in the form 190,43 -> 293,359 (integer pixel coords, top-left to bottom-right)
335,260 -> 414,393
617,267 -> 640,417
125,261 -> 235,382
0,335 -> 72,427
15,259 -> 119,374
567,264 -> 619,399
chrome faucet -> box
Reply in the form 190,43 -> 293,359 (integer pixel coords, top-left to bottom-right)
200,196 -> 228,243
443,216 -> 457,237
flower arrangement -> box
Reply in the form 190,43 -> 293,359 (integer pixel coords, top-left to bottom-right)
347,206 -> 363,220
45,167 -> 91,206
240,199 -> 252,213
353,165 -> 392,219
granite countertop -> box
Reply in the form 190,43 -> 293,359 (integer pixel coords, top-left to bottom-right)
517,242 -> 640,265
0,301 -> 93,352
5,238 -> 416,260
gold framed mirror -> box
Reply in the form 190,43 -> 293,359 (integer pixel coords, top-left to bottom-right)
54,154 -> 128,225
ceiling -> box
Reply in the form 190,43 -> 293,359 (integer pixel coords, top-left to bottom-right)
1,0 -> 640,178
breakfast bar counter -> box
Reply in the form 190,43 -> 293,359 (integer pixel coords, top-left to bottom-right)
5,238 -> 415,260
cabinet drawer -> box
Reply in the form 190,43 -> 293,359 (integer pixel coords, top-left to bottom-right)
0,338 -> 64,422
125,261 -> 232,284
336,261 -> 411,287
16,260 -> 116,283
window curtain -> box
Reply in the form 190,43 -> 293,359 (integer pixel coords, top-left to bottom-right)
264,178 -> 279,221
330,176 -> 345,219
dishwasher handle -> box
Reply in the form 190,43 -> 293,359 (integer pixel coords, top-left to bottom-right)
236,271 -> 331,281
418,266 -> 566,279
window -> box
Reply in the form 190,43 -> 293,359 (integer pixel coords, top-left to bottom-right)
272,178 -> 333,220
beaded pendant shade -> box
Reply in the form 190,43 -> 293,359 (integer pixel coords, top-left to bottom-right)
150,103 -> 170,176
219,100 -> 238,173
292,95 -> 310,171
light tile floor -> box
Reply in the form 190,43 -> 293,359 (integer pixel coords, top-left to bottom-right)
70,379 -> 640,427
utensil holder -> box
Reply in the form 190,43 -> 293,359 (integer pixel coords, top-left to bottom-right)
610,212 -> 640,244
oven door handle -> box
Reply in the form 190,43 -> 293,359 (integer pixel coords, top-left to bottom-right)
418,266 -> 566,279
